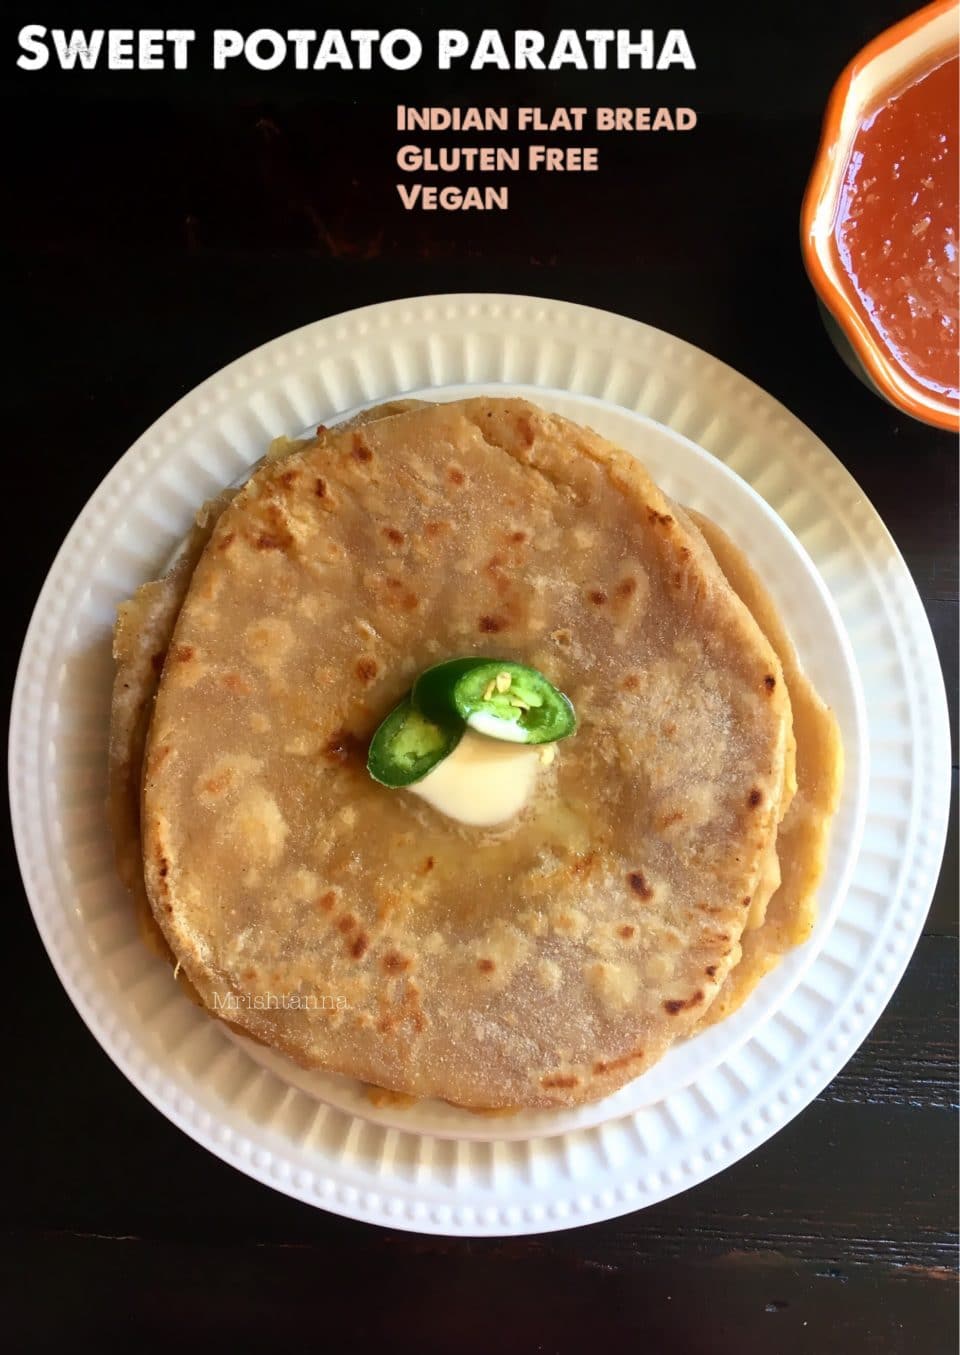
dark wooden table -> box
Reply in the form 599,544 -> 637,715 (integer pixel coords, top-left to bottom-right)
2,2 -> 956,1348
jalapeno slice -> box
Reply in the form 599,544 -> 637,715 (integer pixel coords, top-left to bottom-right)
415,659 -> 576,745
366,695 -> 463,787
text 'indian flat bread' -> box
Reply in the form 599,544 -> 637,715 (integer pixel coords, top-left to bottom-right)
137,397 -> 793,1109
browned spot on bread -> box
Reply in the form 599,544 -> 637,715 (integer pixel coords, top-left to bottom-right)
616,577 -> 638,598
420,856 -> 435,874
201,771 -> 233,796
479,614 -> 505,633
663,721 -> 677,736
657,810 -> 685,829
315,424 -> 327,437
570,852 -> 598,876
217,531 -> 235,551
618,924 -> 636,940
679,546 -> 691,561
350,932 -> 369,960
149,743 -> 173,773
383,527 -> 404,545
424,520 -> 449,538
764,673 -> 777,691
255,530 -> 289,551
243,968 -> 256,982
280,468 -> 299,487
477,958 -> 496,973
173,644 -> 194,663
382,951 -> 411,974
621,674 -> 641,692
323,729 -> 363,765
510,529 -> 528,543
447,466 -> 465,486
222,672 -> 251,694
748,788 -> 763,808
316,891 -> 337,912
627,871 -> 653,899
588,588 -> 608,606
351,434 -> 372,463
593,1048 -> 644,1074
337,914 -> 357,934
314,477 -> 327,498
705,965 -> 718,978
355,657 -> 378,683
385,578 -> 419,611
552,628 -> 572,647
158,856 -> 169,880
541,1073 -> 579,1089
664,990 -> 704,1015
647,508 -> 674,527
150,651 -> 165,675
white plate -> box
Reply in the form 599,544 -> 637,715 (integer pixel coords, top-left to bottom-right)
9,295 -> 951,1234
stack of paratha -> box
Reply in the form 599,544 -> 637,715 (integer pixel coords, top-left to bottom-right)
110,398 -> 841,1109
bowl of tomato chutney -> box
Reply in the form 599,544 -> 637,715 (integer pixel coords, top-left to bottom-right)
803,0 -> 959,431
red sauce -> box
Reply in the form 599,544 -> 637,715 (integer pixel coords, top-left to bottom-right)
833,52 -> 959,403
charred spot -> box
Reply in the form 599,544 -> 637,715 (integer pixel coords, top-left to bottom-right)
616,577 -> 638,598
316,891 -> 337,912
420,856 -> 435,874
382,951 -> 411,974
647,508 -> 674,527
150,651 -> 166,675
315,424 -> 328,437
516,415 -> 536,448
383,526 -> 405,545
664,990 -> 704,1015
477,958 -> 496,974
479,614 -> 505,633
593,1049 -> 644,1075
627,871 -> 654,900
764,674 -> 777,692
510,529 -> 528,543
350,932 -> 370,960
705,965 -> 718,978
255,530 -> 290,551
621,674 -> 641,692
742,896 -> 752,907
158,856 -> 169,880
337,914 -> 357,934
280,468 -> 300,488
748,788 -> 763,808
323,729 -> 364,765
351,435 -> 373,463
618,924 -> 636,940
447,466 -> 466,486
541,1074 -> 579,1089
385,578 -> 419,610
355,657 -> 378,684
314,477 -> 327,498
588,589 -> 608,606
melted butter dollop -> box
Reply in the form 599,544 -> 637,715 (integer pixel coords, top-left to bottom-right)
408,729 -> 552,827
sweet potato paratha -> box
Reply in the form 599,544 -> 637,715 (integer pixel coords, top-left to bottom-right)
109,397 -> 840,1109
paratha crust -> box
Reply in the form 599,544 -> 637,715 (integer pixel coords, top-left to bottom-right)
134,398 -> 792,1109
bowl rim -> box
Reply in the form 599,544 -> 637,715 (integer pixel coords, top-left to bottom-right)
801,0 -> 960,433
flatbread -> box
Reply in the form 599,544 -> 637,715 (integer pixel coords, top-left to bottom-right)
135,398 -> 793,1108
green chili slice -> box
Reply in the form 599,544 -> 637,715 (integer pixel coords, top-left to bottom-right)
414,658 -> 576,745
366,695 -> 463,787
